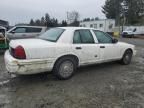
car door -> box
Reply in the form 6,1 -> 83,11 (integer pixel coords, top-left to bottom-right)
72,29 -> 100,65
7,27 -> 27,40
93,30 -> 120,61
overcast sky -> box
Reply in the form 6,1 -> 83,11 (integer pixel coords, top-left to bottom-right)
0,0 -> 106,25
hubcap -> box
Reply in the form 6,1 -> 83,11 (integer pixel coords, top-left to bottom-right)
59,61 -> 74,78
124,53 -> 131,63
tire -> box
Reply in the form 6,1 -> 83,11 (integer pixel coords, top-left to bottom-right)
53,57 -> 77,80
122,35 -> 126,38
120,50 -> 133,65
129,34 -> 134,38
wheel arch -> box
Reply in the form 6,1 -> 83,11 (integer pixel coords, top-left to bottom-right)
125,48 -> 133,54
53,54 -> 79,68
122,48 -> 133,57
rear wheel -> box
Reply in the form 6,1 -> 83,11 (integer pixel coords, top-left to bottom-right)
120,50 -> 133,65
53,57 -> 77,80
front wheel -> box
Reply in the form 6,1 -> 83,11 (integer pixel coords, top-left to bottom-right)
53,57 -> 77,80
120,50 -> 133,65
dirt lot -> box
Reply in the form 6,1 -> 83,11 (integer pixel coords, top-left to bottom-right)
0,38 -> 144,108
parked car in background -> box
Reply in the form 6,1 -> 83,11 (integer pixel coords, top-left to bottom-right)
6,26 -> 47,40
4,27 -> 136,80
0,26 -> 6,38
122,26 -> 144,38
0,26 -> 8,49
122,28 -> 137,38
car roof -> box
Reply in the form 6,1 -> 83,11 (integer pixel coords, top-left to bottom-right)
58,27 -> 100,31
14,26 -> 46,28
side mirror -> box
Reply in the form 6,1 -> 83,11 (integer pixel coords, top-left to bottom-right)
133,28 -> 137,32
11,31 -> 15,34
112,38 -> 118,43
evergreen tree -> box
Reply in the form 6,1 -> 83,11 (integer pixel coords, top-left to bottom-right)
102,0 -> 123,25
41,17 -> 45,26
61,20 -> 67,27
29,19 -> 35,26
45,13 -> 51,27
35,19 -> 41,26
102,0 -> 144,25
95,17 -> 99,20
124,0 -> 144,25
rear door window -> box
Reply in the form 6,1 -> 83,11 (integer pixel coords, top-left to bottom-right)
73,31 -> 81,44
26,27 -> 42,33
73,30 -> 94,44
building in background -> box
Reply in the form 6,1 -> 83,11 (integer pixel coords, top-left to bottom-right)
80,19 -> 115,33
0,19 -> 9,29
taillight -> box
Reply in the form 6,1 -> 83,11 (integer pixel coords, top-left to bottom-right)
13,46 -> 26,59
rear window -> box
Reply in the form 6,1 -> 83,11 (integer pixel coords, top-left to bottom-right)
39,28 -> 65,42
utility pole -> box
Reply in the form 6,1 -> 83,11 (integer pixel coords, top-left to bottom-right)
121,1 -> 128,32
66,12 -> 69,24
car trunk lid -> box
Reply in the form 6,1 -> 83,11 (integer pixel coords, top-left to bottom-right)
9,39 -> 56,59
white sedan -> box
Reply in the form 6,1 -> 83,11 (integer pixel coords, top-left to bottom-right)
4,27 -> 136,80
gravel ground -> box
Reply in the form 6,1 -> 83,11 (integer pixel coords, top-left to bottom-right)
0,38 -> 144,108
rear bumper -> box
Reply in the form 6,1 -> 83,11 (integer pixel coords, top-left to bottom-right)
4,50 -> 54,75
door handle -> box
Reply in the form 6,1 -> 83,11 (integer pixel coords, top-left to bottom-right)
100,46 -> 105,48
95,55 -> 98,57
75,47 -> 82,50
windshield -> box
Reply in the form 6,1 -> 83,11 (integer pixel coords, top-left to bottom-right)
39,28 -> 65,42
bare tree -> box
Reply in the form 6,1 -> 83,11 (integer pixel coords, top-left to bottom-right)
67,11 -> 80,24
